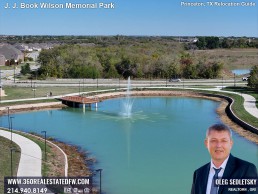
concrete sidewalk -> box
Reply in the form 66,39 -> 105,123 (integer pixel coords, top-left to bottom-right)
208,88 -> 258,119
0,102 -> 62,111
242,93 -> 258,119
0,129 -> 42,176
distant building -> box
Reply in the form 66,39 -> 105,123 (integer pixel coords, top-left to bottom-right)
0,54 -> 5,66
14,43 -> 29,51
14,43 -> 56,52
178,37 -> 198,43
192,38 -> 198,43
0,43 -> 24,66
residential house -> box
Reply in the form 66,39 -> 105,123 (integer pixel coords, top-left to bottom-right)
0,54 -> 5,66
0,43 -> 24,66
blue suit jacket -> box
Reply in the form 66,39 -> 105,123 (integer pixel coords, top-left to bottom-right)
191,154 -> 258,194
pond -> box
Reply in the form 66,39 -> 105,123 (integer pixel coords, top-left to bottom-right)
232,69 -> 250,75
1,97 -> 257,194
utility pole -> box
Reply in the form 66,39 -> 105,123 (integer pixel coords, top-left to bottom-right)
13,64 -> 16,83
234,73 -> 236,87
6,107 -> 10,130
33,82 -> 36,98
10,116 -> 14,146
96,169 -> 103,194
79,81 -> 81,96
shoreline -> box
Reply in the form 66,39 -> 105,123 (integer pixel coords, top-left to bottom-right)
1,90 -> 257,144
0,102 -> 66,116
0,128 -> 99,192
0,90 -> 257,183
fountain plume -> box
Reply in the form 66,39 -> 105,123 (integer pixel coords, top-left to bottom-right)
121,77 -> 134,117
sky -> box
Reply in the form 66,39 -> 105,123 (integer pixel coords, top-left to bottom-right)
0,0 -> 257,36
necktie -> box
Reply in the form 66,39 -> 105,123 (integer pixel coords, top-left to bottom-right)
210,167 -> 222,194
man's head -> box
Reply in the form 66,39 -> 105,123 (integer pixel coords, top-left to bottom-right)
205,124 -> 233,167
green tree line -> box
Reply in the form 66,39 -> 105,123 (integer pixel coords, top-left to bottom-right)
37,43 -> 223,79
194,37 -> 258,50
2,35 -> 258,49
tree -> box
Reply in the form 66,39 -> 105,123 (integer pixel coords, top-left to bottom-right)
211,62 -> 223,78
197,62 -> 223,79
196,37 -> 206,49
106,64 -> 119,78
20,63 -> 31,75
167,62 -> 180,79
236,38 -> 247,48
180,52 -> 197,78
247,65 -> 258,90
221,38 -> 233,48
115,57 -> 138,79
195,37 -> 220,49
206,37 -> 220,49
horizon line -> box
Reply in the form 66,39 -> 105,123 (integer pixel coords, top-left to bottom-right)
1,34 -> 258,38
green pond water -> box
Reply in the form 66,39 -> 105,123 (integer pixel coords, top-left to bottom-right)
1,97 -> 257,194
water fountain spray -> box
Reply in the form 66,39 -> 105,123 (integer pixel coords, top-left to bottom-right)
121,77 -> 134,117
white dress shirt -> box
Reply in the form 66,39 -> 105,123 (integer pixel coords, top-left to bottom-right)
206,156 -> 229,194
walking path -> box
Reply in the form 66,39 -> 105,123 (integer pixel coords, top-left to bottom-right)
205,87 -> 258,119
242,93 -> 258,119
0,86 -> 257,177
0,129 -> 42,176
0,102 -> 62,111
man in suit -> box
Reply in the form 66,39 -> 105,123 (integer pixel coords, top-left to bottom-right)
191,124 -> 258,194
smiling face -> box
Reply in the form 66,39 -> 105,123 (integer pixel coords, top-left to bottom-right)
205,129 -> 233,167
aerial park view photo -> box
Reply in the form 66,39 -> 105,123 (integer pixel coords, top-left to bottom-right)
0,0 -> 257,193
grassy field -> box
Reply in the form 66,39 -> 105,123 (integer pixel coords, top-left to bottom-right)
194,48 -> 258,72
2,86 -> 80,100
0,99 -> 57,107
1,86 -> 114,101
0,136 -> 21,194
0,62 -> 38,70
0,64 -> 22,71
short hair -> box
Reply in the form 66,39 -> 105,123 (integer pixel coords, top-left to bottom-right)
206,124 -> 232,139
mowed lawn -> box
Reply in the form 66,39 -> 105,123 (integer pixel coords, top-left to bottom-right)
0,136 -> 20,194
1,86 -> 111,100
